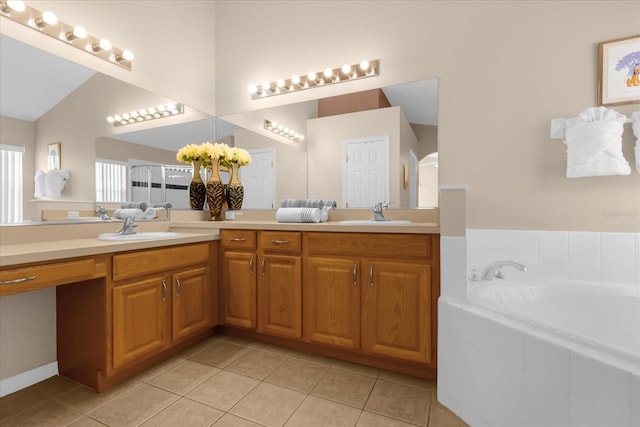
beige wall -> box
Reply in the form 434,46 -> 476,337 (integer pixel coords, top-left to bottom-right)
215,1 -> 640,232
307,107 -> 403,207
0,116 -> 36,221
413,124 -> 438,162
95,137 -> 176,165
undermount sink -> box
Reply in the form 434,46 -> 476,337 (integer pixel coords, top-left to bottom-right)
338,220 -> 412,226
97,232 -> 181,241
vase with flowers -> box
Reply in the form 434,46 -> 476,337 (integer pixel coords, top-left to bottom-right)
222,147 -> 252,210
176,143 -> 206,210
202,141 -> 230,221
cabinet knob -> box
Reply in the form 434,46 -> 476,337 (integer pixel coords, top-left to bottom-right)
353,263 -> 358,286
369,265 -> 374,287
0,275 -> 36,285
175,277 -> 182,297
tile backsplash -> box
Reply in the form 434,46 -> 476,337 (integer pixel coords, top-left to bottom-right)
467,229 -> 640,285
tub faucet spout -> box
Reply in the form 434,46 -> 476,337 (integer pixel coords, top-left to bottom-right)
481,261 -> 527,281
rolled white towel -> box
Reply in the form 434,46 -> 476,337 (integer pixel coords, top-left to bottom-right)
563,107 -> 629,178
276,207 -> 321,223
114,208 -> 144,219
631,111 -> 640,173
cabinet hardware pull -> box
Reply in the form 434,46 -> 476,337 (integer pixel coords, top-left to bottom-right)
261,257 -> 266,277
162,279 -> 167,301
249,256 -> 254,275
175,277 -> 181,297
369,265 -> 374,287
353,263 -> 358,286
230,237 -> 245,242
0,275 -> 36,285
271,240 -> 289,245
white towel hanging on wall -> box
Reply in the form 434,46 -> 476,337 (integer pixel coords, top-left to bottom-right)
550,107 -> 631,178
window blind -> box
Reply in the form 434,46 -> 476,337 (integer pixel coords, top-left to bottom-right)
0,144 -> 24,224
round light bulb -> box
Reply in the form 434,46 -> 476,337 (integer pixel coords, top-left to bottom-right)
130,111 -> 139,117
307,71 -> 317,81
122,113 -> 130,119
138,109 -> 147,115
41,11 -> 57,25
323,68 -> 333,79
341,64 -> 351,74
106,116 -> 114,123
261,81 -> 271,90
299,135 -> 305,141
157,105 -> 166,112
271,121 -> 278,128
6,1 -> 26,12
291,75 -> 300,84
121,50 -> 134,61
99,39 -> 112,51
72,26 -> 87,39
166,103 -> 176,111
148,107 -> 157,114
114,114 -> 122,121
276,79 -> 285,88
248,84 -> 258,94
359,60 -> 370,71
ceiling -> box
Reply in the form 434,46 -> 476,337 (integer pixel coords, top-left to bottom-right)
0,33 -> 438,151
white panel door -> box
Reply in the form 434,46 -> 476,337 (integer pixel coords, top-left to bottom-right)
241,149 -> 275,209
343,136 -> 389,208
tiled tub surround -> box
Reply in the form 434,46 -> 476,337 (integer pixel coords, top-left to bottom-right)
438,229 -> 640,427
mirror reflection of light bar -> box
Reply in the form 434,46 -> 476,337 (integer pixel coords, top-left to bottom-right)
249,59 -> 379,100
264,119 -> 304,143
107,103 -> 184,127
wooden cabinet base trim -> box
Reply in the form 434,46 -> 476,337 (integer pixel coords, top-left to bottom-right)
219,327 -> 436,381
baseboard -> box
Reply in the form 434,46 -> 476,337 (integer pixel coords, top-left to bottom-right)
0,361 -> 59,397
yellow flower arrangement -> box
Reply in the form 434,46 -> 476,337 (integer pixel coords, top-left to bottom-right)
175,143 -> 205,164
228,147 -> 252,167
201,141 -> 231,164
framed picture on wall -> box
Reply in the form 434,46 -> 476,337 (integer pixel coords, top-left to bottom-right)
48,142 -> 61,170
598,35 -> 640,106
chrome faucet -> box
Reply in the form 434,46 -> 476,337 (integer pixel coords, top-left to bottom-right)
372,201 -> 389,221
115,216 -> 138,235
95,206 -> 110,221
481,261 -> 527,281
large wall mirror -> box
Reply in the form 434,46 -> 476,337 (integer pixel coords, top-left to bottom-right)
0,32 -> 438,224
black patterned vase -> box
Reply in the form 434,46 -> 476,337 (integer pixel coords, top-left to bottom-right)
189,160 -> 206,210
206,160 -> 225,221
226,163 -> 244,210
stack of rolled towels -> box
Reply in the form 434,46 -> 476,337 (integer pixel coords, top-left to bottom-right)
276,199 -> 337,223
114,202 -> 172,220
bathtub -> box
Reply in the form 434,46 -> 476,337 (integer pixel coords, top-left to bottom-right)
468,279 -> 640,364
438,279 -> 640,427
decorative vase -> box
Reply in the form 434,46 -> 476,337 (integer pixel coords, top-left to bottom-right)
206,159 -> 225,221
226,163 -> 244,210
189,160 -> 206,210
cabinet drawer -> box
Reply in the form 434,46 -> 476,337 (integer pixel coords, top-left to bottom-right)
0,256 -> 107,297
261,231 -> 301,254
113,243 -> 209,282
221,230 -> 256,250
304,232 -> 431,259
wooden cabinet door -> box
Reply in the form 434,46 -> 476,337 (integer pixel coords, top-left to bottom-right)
222,251 -> 257,329
172,266 -> 211,342
113,275 -> 169,370
361,260 -> 432,364
303,257 -> 361,350
258,254 -> 301,339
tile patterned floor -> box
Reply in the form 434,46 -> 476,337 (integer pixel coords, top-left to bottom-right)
0,335 -> 468,427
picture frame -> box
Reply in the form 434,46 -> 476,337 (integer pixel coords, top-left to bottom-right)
598,35 -> 640,106
47,142 -> 61,170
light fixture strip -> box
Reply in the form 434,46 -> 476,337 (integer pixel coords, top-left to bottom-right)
107,103 -> 184,127
0,1 -> 133,71
264,119 -> 304,143
250,59 -> 379,100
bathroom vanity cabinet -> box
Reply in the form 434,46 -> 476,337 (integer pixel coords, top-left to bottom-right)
55,241 -> 217,391
220,229 -> 440,376
220,230 -> 302,339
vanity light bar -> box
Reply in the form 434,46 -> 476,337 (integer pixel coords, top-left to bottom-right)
0,1 -> 134,71
249,59 -> 379,100
264,119 -> 305,143
107,103 -> 184,127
